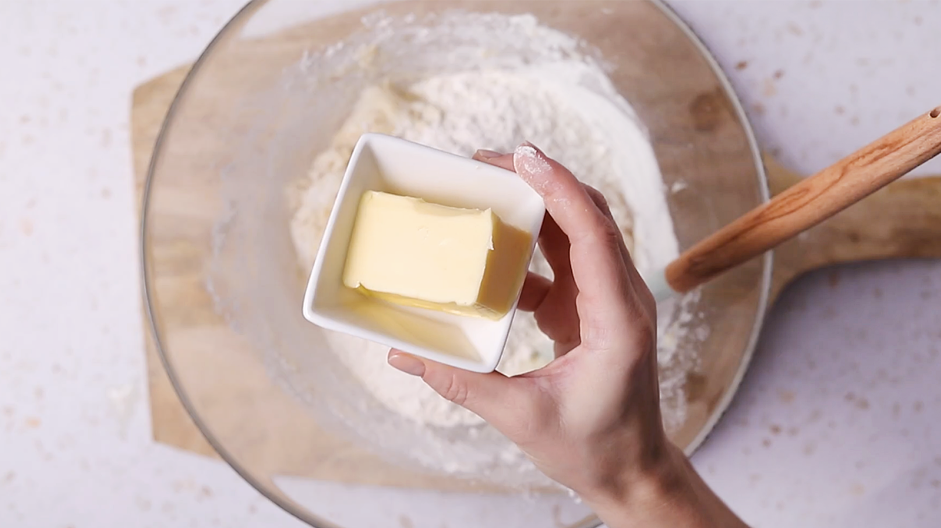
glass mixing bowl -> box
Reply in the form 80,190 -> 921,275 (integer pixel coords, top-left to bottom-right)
142,1 -> 770,526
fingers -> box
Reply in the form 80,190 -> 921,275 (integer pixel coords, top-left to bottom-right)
584,183 -> 656,315
513,143 -> 633,314
388,350 -> 534,434
583,184 -> 614,223
535,212 -> 573,279
518,272 -> 552,312
473,150 -> 516,172
474,149 -> 573,283
476,145 -> 651,330
583,184 -> 633,267
474,151 -> 621,274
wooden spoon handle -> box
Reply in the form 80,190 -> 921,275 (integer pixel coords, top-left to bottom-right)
665,106 -> 941,294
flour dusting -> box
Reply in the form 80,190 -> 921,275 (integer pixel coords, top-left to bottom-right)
514,145 -> 553,179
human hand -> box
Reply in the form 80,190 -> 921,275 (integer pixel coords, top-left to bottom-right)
388,142 -> 665,495
388,144 -> 747,528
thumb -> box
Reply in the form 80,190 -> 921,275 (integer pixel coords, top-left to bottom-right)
388,350 -> 531,432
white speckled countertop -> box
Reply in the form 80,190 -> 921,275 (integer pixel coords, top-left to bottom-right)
1,1 -> 939,527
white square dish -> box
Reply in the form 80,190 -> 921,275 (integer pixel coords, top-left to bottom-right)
302,134 -> 545,373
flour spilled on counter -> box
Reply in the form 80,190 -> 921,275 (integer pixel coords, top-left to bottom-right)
287,11 -> 703,481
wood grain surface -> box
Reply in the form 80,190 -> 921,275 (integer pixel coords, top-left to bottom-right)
133,60 -> 941,492
667,108 -> 941,293
137,1 -> 794,492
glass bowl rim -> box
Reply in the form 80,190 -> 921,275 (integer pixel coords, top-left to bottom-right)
140,1 -> 772,526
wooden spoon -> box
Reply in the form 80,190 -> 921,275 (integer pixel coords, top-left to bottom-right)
647,105 -> 941,301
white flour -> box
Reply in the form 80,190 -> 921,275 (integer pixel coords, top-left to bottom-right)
288,13 -> 700,455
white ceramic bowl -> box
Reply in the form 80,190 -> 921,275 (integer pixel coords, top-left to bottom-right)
302,133 -> 545,373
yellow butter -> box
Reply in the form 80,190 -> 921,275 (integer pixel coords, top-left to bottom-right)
342,191 -> 532,320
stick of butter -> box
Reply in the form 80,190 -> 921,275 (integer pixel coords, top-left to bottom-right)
342,191 -> 533,320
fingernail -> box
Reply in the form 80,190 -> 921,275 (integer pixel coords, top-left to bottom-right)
514,142 -> 551,175
520,141 -> 540,152
476,149 -> 502,159
388,352 -> 426,377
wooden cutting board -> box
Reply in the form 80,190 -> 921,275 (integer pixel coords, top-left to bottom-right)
131,65 -> 941,481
